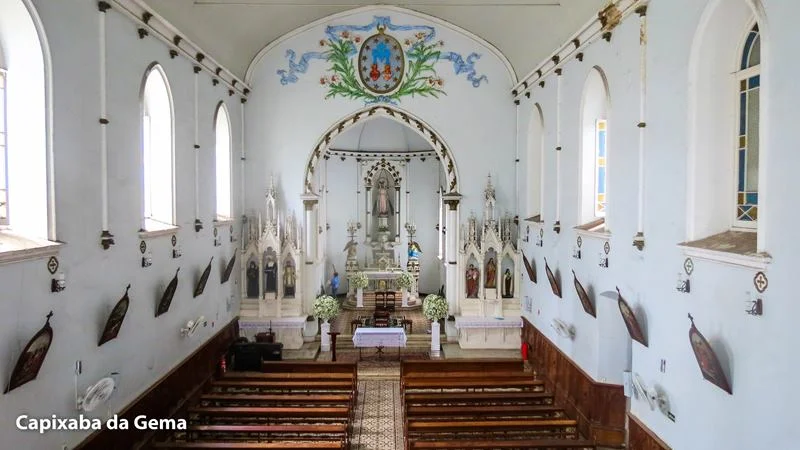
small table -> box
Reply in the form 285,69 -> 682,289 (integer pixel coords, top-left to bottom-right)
352,327 -> 407,360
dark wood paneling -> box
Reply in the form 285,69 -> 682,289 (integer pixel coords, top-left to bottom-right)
628,413 -> 671,450
522,317 -> 626,447
75,317 -> 239,450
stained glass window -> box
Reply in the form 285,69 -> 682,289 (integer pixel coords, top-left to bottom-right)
0,71 -> 7,225
595,119 -> 607,217
735,25 -> 760,225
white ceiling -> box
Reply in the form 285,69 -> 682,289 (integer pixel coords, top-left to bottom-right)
329,117 -> 432,152
142,0 -> 607,80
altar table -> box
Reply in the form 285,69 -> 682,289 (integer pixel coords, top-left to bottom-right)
352,328 -> 407,360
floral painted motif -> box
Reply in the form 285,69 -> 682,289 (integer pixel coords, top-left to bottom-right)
277,16 -> 487,104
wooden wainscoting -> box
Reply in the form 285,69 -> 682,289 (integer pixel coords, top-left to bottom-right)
628,413 -> 671,450
75,317 -> 239,450
522,317 -> 626,447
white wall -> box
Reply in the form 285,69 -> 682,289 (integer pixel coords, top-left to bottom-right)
0,1 -> 243,448
244,6 -> 517,239
519,1 -> 800,449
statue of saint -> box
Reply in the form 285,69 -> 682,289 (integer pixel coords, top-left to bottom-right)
372,178 -> 394,218
343,240 -> 358,260
503,268 -> 514,298
468,218 -> 477,242
283,263 -> 296,297
246,261 -> 259,298
466,264 -> 480,298
408,240 -> 422,260
263,254 -> 277,293
485,258 -> 497,289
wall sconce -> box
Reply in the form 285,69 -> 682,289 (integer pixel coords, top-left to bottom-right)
573,246 -> 582,260
141,251 -> 153,268
535,228 -> 543,247
676,273 -> 690,293
745,292 -> 763,316
172,246 -> 182,259
598,253 -> 609,268
214,236 -> 222,247
51,272 -> 66,293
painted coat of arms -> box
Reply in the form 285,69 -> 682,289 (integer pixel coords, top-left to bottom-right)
277,17 -> 488,104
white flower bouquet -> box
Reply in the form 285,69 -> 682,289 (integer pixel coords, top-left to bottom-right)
312,295 -> 340,321
396,271 -> 415,290
350,272 -> 369,289
422,294 -> 448,321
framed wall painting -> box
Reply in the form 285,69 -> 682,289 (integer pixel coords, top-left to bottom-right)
98,284 -> 131,346
544,257 -> 561,298
221,252 -> 236,284
522,252 -> 536,284
616,287 -> 648,347
572,270 -> 596,317
156,268 -> 180,317
5,312 -> 54,394
688,314 -> 732,395
194,257 -> 213,298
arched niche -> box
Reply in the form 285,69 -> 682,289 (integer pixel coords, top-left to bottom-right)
579,67 -> 611,226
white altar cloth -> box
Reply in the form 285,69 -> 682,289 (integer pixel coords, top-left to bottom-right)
239,316 -> 307,329
454,316 -> 523,329
352,328 -> 407,347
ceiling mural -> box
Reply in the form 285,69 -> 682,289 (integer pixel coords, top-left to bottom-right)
277,16 -> 488,104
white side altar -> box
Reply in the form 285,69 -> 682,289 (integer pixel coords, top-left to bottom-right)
238,316 -> 307,350
454,316 -> 522,349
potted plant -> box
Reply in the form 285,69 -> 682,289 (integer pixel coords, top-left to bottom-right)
312,295 -> 340,352
422,294 -> 448,357
396,271 -> 415,307
350,272 -> 368,308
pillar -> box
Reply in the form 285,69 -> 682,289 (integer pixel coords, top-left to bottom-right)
442,193 -> 461,316
301,193 -> 319,315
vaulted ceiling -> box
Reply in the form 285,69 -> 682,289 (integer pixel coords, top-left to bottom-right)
142,0 -> 607,81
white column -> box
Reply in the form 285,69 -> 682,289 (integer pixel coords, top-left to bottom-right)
193,66 -> 202,231
98,3 -> 113,249
443,193 -> 461,316
554,68 -> 563,233
302,194 -> 319,314
240,100 -> 246,220
634,5 -> 648,251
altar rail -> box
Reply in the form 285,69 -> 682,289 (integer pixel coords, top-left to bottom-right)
522,317 -> 626,447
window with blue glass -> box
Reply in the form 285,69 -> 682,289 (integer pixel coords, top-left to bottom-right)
595,119 -> 607,217
735,24 -> 760,226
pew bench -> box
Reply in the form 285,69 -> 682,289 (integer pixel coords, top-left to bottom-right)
408,438 -> 596,449
211,380 -> 354,392
401,359 -> 524,378
403,378 -> 544,392
406,418 -> 579,438
405,404 -> 564,419
404,391 -> 553,406
200,393 -> 352,406
153,442 -> 346,449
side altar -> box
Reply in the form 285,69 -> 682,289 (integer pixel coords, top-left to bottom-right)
454,176 -> 522,349
239,180 -> 308,349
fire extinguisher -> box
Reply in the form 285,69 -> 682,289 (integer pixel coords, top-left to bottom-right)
521,342 -> 530,361
218,355 -> 227,376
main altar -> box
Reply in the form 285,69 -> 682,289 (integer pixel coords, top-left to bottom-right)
454,176 -> 522,349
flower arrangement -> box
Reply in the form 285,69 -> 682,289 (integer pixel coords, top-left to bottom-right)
396,271 -> 415,290
312,295 -> 340,322
350,272 -> 369,289
422,294 -> 448,322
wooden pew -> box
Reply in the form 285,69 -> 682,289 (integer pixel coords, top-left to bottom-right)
406,418 -> 579,437
185,424 -> 348,444
200,393 -> 352,406
408,439 -> 596,449
401,359 -> 524,378
188,406 -> 350,421
405,404 -> 564,419
153,442 -> 345,449
211,380 -> 354,392
403,378 -> 544,392
404,391 -> 553,406
260,361 -> 357,376
222,372 -> 355,381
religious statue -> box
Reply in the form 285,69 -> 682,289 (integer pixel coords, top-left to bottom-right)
246,261 -> 259,298
283,263 -> 296,297
372,178 -> 394,218
466,264 -> 480,298
468,216 -> 477,242
408,240 -> 422,260
485,258 -> 497,289
263,254 -> 277,293
343,240 -> 358,260
503,268 -> 514,298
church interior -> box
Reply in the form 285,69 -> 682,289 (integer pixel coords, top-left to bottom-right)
0,0 -> 795,449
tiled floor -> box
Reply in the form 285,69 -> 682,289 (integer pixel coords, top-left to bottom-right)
351,380 -> 404,450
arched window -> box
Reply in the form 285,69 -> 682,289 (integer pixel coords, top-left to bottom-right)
0,0 -> 50,241
214,103 -> 232,219
527,104 -> 544,220
579,68 -> 610,227
734,24 -> 760,227
142,64 -> 174,229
